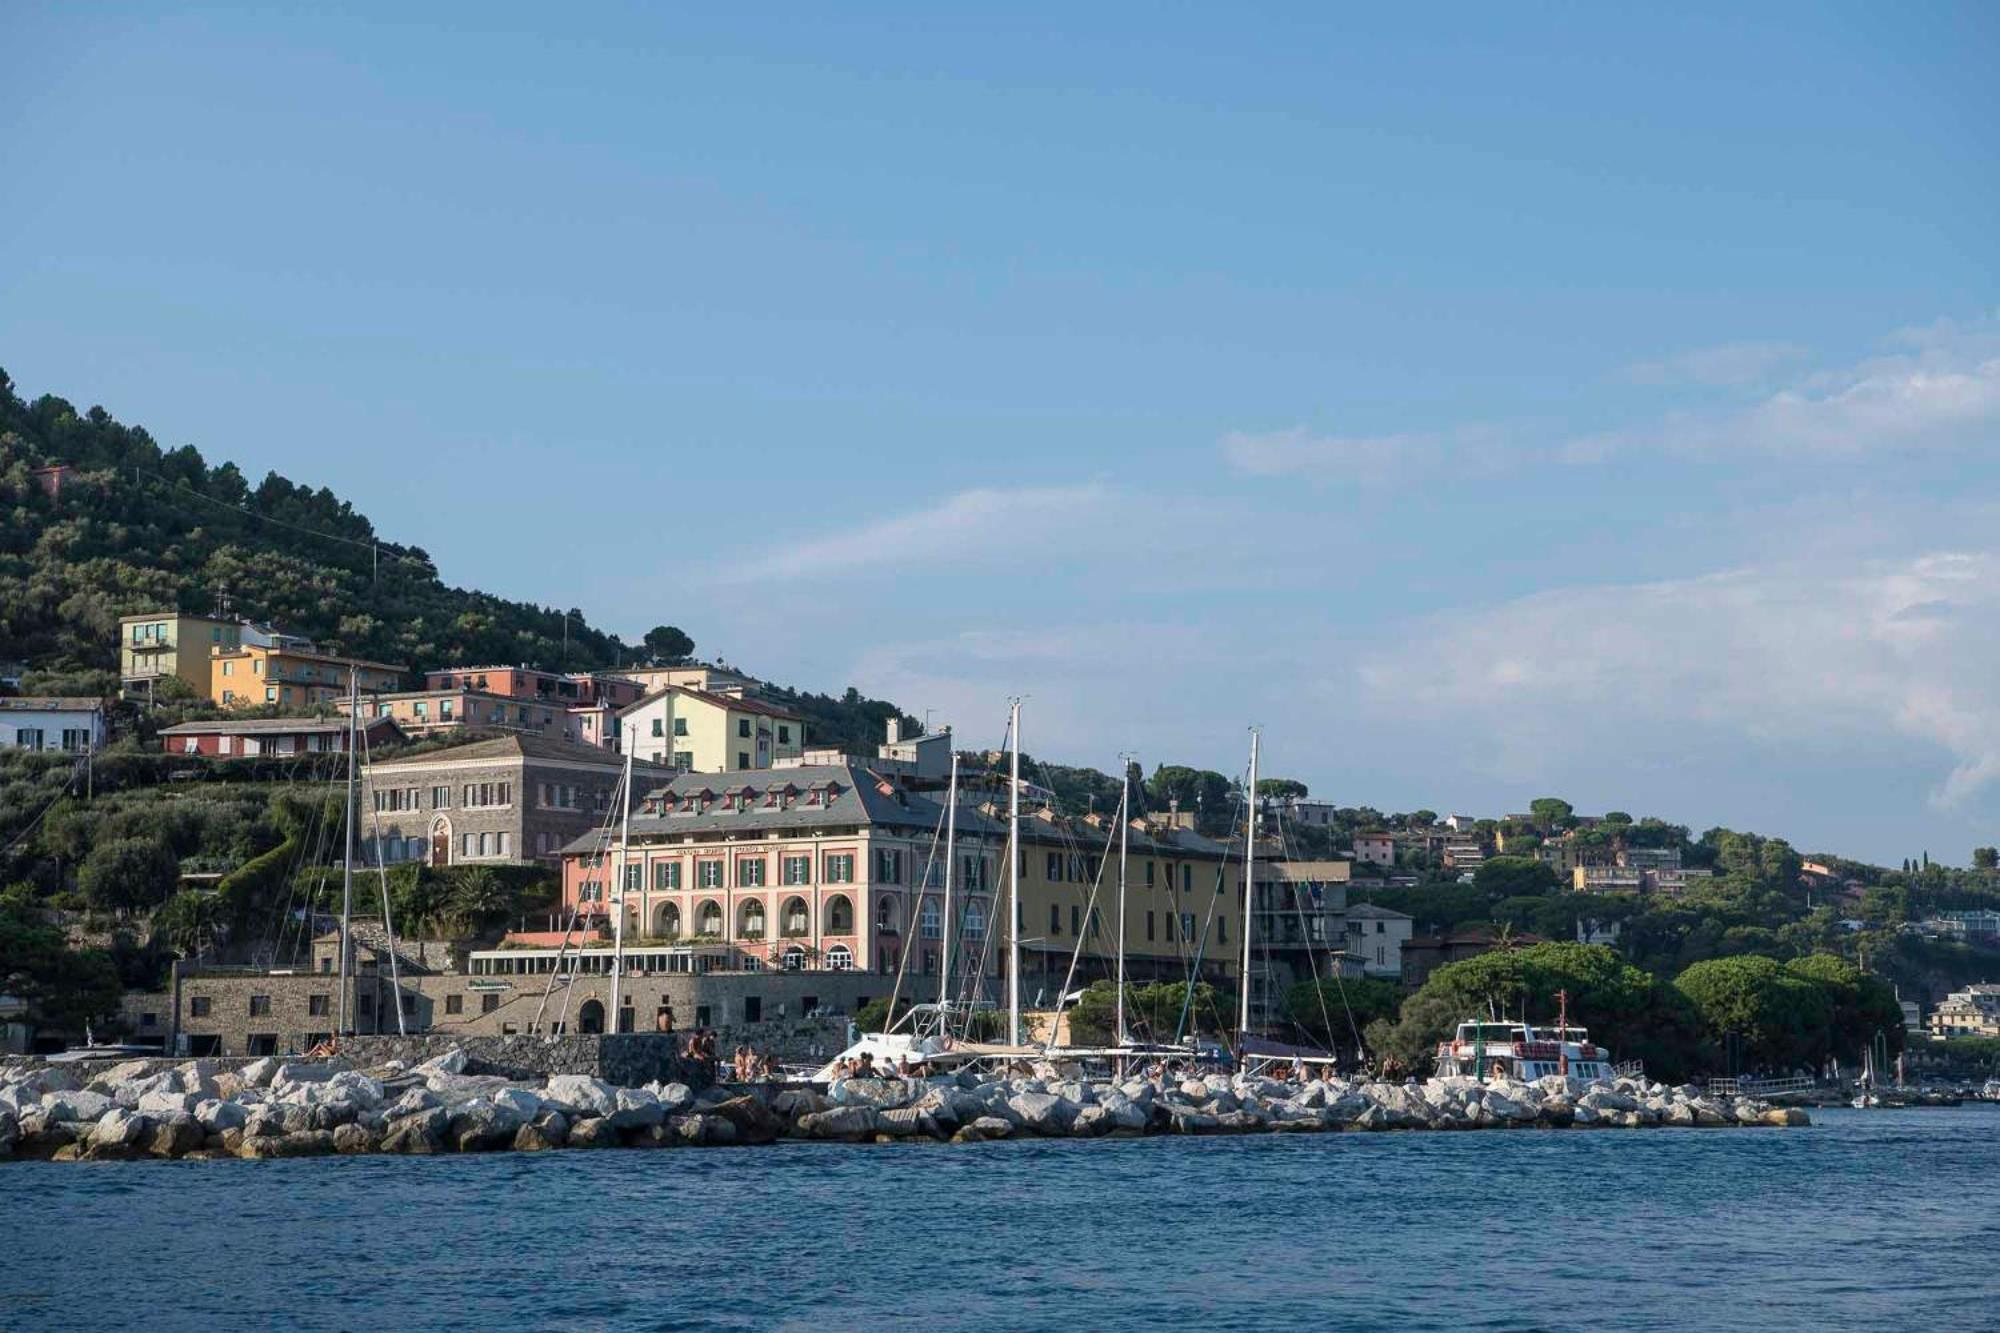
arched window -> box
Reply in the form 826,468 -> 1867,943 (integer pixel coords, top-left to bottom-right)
826,943 -> 853,971
825,894 -> 854,934
697,900 -> 723,935
962,900 -> 987,937
740,900 -> 766,938
781,896 -> 809,937
876,896 -> 898,932
920,900 -> 941,939
782,946 -> 806,971
655,901 -> 681,938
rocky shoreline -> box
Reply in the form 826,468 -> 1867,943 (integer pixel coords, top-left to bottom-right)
0,1051 -> 1809,1161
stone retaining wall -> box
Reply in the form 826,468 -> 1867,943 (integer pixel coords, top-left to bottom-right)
337,1034 -> 704,1087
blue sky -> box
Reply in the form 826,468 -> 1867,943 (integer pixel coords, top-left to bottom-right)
4,4 -> 1996,864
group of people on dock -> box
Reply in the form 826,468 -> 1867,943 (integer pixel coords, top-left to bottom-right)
675,1028 -> 780,1083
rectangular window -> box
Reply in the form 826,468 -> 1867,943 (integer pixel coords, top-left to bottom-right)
782,855 -> 812,885
875,850 -> 902,884
651,718 -> 663,736
432,786 -> 450,809
248,995 -> 271,1017
673,717 -> 688,736
1145,861 -> 1155,887
826,854 -> 855,884
698,860 -> 723,888
737,752 -> 750,769
190,995 -> 211,1018
1183,865 -> 1192,893
778,725 -> 791,743
1218,915 -> 1227,944
738,719 -> 751,738
446,994 -> 463,1015
738,859 -> 766,888
1046,852 -> 1063,882
625,864 -> 642,891
308,994 -> 329,1017
653,861 -> 681,890
1166,913 -> 1175,943
482,993 -> 499,1014
1181,913 -> 1196,941
1071,904 -> 1081,937
1050,902 -> 1061,935
1146,910 -> 1156,941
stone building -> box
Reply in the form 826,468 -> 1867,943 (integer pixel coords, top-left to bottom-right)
357,733 -> 670,867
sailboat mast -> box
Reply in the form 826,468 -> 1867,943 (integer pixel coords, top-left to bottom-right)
940,742 -> 958,1009
1007,698 -> 1022,1047
1115,760 -> 1129,1046
1237,729 -> 1258,1039
610,749 -> 633,1032
337,662 -> 357,1036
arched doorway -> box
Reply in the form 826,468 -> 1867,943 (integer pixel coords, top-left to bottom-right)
430,816 -> 452,867
578,999 -> 606,1034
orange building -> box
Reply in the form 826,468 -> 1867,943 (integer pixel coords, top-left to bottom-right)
210,642 -> 404,709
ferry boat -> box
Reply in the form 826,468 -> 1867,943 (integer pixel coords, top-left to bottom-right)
1432,1018 -> 1617,1083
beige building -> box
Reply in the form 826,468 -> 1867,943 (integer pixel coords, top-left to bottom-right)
211,641 -> 404,709
617,664 -> 757,696
617,686 -> 806,773
119,611 -> 246,701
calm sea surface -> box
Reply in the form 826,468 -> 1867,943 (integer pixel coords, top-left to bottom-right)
4,1106 -> 1996,1332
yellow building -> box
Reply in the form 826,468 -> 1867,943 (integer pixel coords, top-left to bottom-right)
119,612 -> 246,701
210,642 -> 404,709
617,686 -> 806,773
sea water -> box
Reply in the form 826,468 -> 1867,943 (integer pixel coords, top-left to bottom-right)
3,1106 -> 1995,1331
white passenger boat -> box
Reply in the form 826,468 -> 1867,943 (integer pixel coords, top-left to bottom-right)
1432,1017 -> 1617,1083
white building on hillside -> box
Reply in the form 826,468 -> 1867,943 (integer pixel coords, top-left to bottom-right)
0,697 -> 105,752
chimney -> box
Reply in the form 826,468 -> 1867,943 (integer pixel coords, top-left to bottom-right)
885,717 -> 901,745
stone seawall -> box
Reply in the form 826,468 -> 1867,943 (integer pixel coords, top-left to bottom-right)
338,1035 -> 704,1087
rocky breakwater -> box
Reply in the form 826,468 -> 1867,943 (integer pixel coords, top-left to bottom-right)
0,1052 -> 1809,1163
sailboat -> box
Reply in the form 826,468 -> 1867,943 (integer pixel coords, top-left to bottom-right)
807,701 -> 1038,1083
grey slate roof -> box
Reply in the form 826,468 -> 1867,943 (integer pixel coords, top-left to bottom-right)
365,732 -> 672,771
560,762 -> 1238,860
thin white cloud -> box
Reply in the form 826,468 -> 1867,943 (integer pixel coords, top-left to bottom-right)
1579,314 -> 2000,460
1357,550 -> 2000,809
1620,340 -> 1807,387
1225,313 -> 2000,477
1219,425 -> 1507,481
716,482 -> 1111,582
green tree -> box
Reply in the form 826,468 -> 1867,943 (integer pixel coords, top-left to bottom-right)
642,625 -> 695,663
1973,846 -> 1998,871
1474,855 -> 1560,899
1783,954 -> 1906,1063
1281,976 -> 1403,1045
1674,955 -> 1833,1073
1145,766 -> 1236,835
1257,777 -> 1308,801
1528,797 -> 1575,830
76,836 -> 179,913
153,889 -> 223,956
0,896 -> 123,1031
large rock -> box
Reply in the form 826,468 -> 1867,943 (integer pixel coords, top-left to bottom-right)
43,1089 -> 113,1123
193,1098 -> 248,1134
605,1088 -> 665,1133
334,1123 -> 382,1155
239,1057 -> 282,1088
451,1100 -> 528,1152
771,1088 -> 828,1122
147,1115 -> 205,1159
707,1095 -> 783,1145
874,1106 -> 940,1140
381,1113 -> 444,1155
796,1106 -> 879,1141
490,1087 -> 544,1121
567,1116 -> 619,1149
88,1108 -> 151,1151
830,1078 -> 911,1110
543,1075 -> 618,1119
1007,1091 -> 1079,1136
385,1087 -> 442,1120
654,1082 -> 695,1114
411,1047 -> 468,1079
512,1121 -> 560,1152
